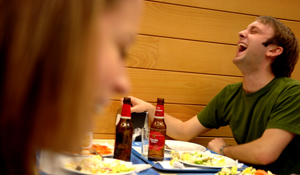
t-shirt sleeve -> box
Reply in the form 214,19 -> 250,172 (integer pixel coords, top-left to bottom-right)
267,85 -> 300,135
197,87 -> 229,129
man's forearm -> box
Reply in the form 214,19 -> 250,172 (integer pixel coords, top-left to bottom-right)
221,129 -> 294,165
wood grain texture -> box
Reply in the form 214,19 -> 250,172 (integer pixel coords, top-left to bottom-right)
140,1 -> 254,45
127,35 -> 241,76
151,0 -> 300,21
128,35 -> 300,80
139,1 -> 300,45
115,68 -> 242,105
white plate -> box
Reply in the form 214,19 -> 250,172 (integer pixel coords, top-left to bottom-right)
179,152 -> 237,168
61,157 -> 134,175
165,140 -> 206,152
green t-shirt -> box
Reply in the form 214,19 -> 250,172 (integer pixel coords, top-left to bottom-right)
197,77 -> 300,174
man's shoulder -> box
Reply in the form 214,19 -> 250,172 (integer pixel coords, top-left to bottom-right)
275,77 -> 300,89
224,82 -> 243,91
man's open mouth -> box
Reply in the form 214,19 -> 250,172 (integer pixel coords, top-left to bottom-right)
238,43 -> 248,52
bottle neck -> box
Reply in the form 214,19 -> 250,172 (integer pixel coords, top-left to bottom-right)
121,103 -> 131,118
155,104 -> 164,117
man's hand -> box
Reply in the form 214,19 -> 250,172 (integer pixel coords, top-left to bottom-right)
207,138 -> 227,154
120,96 -> 156,120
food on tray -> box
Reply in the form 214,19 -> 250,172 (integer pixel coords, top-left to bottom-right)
240,167 -> 273,175
91,144 -> 113,155
64,155 -> 135,174
181,151 -> 226,166
81,144 -> 113,156
170,151 -> 228,168
216,166 -> 274,175
215,166 -> 238,175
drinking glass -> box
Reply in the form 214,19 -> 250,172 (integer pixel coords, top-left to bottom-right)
141,127 -> 150,156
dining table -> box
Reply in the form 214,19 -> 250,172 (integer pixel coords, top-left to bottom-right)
37,138 -> 242,175
89,139 -> 239,175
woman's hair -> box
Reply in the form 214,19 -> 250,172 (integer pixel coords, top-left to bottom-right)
258,16 -> 299,78
0,0 -> 119,174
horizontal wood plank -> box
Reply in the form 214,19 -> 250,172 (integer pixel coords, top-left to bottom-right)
128,35 -> 241,76
117,68 -> 242,105
128,35 -> 300,81
93,133 -> 115,139
151,0 -> 300,21
139,1 -> 300,45
140,1 -> 254,45
292,63 -> 300,81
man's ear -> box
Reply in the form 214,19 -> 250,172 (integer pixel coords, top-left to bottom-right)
266,45 -> 283,58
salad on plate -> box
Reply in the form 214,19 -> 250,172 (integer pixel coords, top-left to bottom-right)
170,151 -> 237,168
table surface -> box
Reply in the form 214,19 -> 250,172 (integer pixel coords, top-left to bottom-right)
94,139 -> 216,175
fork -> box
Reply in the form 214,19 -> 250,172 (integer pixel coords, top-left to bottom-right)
89,147 -> 104,160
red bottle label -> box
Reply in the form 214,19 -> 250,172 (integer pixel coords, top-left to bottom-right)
149,131 -> 165,151
155,104 -> 164,117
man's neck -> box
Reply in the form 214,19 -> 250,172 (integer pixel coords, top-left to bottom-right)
242,73 -> 275,93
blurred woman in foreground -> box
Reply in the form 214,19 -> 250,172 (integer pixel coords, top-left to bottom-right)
0,0 -> 142,174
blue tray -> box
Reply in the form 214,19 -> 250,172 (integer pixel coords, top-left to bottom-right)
132,141 -> 247,173
131,143 -> 222,173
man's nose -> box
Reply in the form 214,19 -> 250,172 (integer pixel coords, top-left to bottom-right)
238,30 -> 247,39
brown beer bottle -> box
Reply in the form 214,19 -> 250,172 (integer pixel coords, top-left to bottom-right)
113,97 -> 134,161
148,98 -> 167,161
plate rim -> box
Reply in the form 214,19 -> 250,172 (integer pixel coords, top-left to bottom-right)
60,157 -> 135,175
178,151 -> 237,168
165,140 -> 206,152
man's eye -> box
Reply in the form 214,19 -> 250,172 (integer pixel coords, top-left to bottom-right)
250,30 -> 258,34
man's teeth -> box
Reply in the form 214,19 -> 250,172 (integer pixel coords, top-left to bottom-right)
238,43 -> 247,51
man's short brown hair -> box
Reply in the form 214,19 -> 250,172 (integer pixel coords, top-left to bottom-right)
258,16 -> 299,77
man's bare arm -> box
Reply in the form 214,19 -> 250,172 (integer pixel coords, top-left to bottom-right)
208,128 -> 295,165
128,96 -> 211,140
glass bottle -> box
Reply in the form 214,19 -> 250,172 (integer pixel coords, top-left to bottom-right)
113,97 -> 133,161
148,98 -> 167,161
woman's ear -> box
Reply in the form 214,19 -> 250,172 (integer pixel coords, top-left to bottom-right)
266,45 -> 283,58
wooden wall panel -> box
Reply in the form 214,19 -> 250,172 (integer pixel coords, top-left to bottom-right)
292,63 -> 300,80
128,34 -> 300,80
152,0 -> 300,21
139,1 -> 300,45
128,35 -> 241,76
140,1 -> 254,44
121,68 -> 242,105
